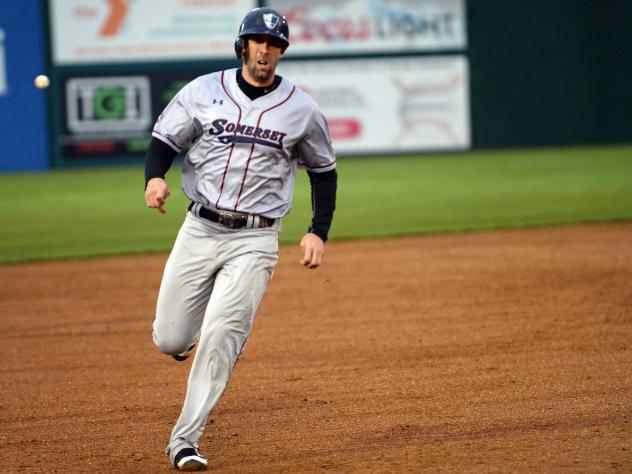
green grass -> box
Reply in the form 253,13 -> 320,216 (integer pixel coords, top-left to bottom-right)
0,145 -> 631,263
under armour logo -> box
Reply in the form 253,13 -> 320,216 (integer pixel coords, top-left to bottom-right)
212,99 -> 224,105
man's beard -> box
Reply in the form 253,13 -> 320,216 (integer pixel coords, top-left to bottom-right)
244,51 -> 273,83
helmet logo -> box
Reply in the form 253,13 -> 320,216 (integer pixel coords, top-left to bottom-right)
263,13 -> 279,30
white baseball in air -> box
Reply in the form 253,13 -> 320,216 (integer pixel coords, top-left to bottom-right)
34,74 -> 50,89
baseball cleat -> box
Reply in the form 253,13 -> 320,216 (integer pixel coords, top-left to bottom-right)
172,343 -> 197,362
174,447 -> 208,471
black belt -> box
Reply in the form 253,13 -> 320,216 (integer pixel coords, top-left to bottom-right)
188,202 -> 275,229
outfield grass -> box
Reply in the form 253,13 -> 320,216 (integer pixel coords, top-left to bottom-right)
0,145 -> 631,263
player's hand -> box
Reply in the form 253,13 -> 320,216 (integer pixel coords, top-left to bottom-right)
300,233 -> 325,269
145,177 -> 171,214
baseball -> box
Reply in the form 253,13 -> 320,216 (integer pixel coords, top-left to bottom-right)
34,74 -> 50,89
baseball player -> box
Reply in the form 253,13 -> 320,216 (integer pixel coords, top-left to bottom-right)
144,7 -> 337,471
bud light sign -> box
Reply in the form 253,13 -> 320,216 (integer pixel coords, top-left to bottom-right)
269,0 -> 467,55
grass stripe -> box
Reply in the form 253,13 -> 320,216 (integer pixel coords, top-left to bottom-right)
0,145 -> 630,263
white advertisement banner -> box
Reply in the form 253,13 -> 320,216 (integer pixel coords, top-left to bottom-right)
50,0 -> 255,64
278,56 -> 470,154
270,0 -> 467,55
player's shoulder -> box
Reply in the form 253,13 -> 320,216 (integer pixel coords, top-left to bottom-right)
173,70 -> 228,102
279,76 -> 320,111
189,70 -> 226,90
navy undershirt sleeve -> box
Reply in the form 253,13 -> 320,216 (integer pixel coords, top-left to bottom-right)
307,169 -> 337,242
145,138 -> 178,187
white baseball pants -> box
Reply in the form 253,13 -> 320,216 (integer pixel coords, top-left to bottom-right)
151,212 -> 279,462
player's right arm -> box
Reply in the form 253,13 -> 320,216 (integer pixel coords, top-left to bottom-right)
144,80 -> 202,213
144,138 -> 178,213
145,177 -> 171,214
145,136 -> 177,213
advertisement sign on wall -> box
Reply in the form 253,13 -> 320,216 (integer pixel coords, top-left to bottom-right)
269,0 -> 467,56
56,69 -> 211,160
50,0 -> 255,64
66,76 -> 152,134
57,57 -> 470,161
278,56 -> 470,154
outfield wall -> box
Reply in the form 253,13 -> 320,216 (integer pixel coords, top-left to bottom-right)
0,0 -> 49,172
0,0 -> 630,171
468,0 -> 632,148
46,0 -> 471,165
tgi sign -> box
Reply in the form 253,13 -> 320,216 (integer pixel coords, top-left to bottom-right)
66,76 -> 151,133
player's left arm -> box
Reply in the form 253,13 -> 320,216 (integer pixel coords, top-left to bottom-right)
300,169 -> 337,268
297,106 -> 338,269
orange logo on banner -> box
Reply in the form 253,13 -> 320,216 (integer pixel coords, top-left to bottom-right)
100,0 -> 128,37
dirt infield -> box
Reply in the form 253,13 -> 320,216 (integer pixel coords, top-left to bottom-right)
1,223 -> 631,473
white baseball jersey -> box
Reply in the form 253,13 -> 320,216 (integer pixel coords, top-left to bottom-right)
152,69 -> 337,218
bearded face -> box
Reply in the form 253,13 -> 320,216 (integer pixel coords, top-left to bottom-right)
242,34 -> 286,86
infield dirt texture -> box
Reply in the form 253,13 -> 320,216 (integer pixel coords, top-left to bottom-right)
1,223 -> 631,472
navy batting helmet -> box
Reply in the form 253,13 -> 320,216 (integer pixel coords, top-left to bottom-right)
234,7 -> 290,59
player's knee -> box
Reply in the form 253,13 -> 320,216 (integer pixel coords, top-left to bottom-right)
152,329 -> 193,356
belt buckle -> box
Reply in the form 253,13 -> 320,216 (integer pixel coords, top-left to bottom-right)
219,211 -> 242,229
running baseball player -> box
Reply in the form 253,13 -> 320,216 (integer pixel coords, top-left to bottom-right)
144,7 -> 337,471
